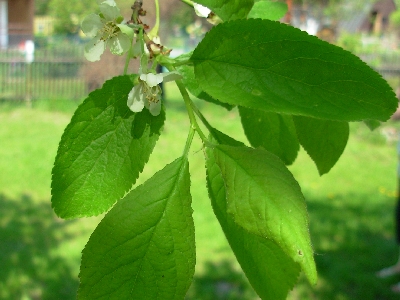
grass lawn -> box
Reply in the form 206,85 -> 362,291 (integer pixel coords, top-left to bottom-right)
1,83 -> 400,299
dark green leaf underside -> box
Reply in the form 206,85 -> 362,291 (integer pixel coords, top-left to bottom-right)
294,116 -> 349,175
239,107 -> 299,165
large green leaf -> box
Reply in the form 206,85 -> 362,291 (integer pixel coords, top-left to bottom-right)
248,0 -> 288,20
206,138 -> 300,299
213,145 -> 317,284
191,19 -> 397,122
51,75 -> 165,219
293,116 -> 349,175
239,107 -> 299,165
177,53 -> 233,110
195,0 -> 254,21
78,157 -> 195,299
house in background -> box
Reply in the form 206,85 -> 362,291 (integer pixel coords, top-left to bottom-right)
338,0 -> 397,34
360,0 -> 396,34
0,0 -> 34,49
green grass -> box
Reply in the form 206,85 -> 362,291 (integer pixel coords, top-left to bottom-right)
1,83 -> 400,299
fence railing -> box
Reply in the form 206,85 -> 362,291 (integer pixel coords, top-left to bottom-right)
0,39 -> 88,101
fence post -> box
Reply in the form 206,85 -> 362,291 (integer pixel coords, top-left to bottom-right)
24,40 -> 34,106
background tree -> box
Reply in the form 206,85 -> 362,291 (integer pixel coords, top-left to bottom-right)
35,0 -> 51,15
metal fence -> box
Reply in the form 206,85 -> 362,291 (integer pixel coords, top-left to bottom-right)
0,40 -> 88,101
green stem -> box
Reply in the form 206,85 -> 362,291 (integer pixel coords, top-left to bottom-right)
183,126 -> 196,157
175,79 -> 208,143
123,46 -> 131,75
148,0 -> 160,38
180,0 -> 194,6
139,28 -> 145,54
173,59 -> 192,67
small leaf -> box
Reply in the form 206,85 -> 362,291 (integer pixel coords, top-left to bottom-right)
213,145 -> 317,284
51,75 -> 165,219
191,19 -> 397,122
293,116 -> 349,175
78,157 -> 195,300
194,0 -> 254,21
239,107 -> 299,164
248,0 -> 288,20
364,119 -> 381,131
206,139 -> 300,300
177,53 -> 233,110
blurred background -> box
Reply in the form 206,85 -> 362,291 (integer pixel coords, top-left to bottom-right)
2,0 -> 400,299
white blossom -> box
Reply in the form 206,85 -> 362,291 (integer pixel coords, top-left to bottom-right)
127,72 -> 182,116
193,3 -> 211,18
81,0 -> 133,61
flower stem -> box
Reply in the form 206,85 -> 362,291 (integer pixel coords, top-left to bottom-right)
175,79 -> 208,143
148,0 -> 160,38
123,46 -> 131,75
180,0 -> 194,7
173,59 -> 192,67
183,125 -> 196,157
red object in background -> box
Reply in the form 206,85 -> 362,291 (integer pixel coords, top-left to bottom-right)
18,40 -> 25,52
284,0 -> 293,23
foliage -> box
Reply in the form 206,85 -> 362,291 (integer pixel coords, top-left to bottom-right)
35,0 -> 51,15
50,0 -> 397,299
336,31 -> 362,53
49,0 -> 99,34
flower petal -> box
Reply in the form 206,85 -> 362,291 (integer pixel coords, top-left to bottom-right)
117,24 -> 134,39
140,73 -> 164,87
127,85 -> 145,113
148,100 -> 162,116
194,3 -> 211,18
108,34 -> 131,55
84,36 -> 105,62
99,0 -> 121,20
81,14 -> 103,38
161,71 -> 182,83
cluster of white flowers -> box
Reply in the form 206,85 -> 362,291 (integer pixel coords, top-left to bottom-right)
127,72 -> 181,116
82,0 -> 201,116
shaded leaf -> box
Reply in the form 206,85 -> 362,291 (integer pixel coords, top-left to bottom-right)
239,107 -> 299,164
293,116 -> 349,175
78,157 -> 195,299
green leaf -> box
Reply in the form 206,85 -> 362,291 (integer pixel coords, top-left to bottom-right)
206,139 -> 300,300
248,0 -> 287,20
177,53 -> 234,110
191,19 -> 397,122
364,119 -> 381,131
239,107 -> 299,165
195,0 -> 254,21
51,75 -> 165,219
293,116 -> 349,175
78,157 -> 195,300
213,145 -> 317,284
